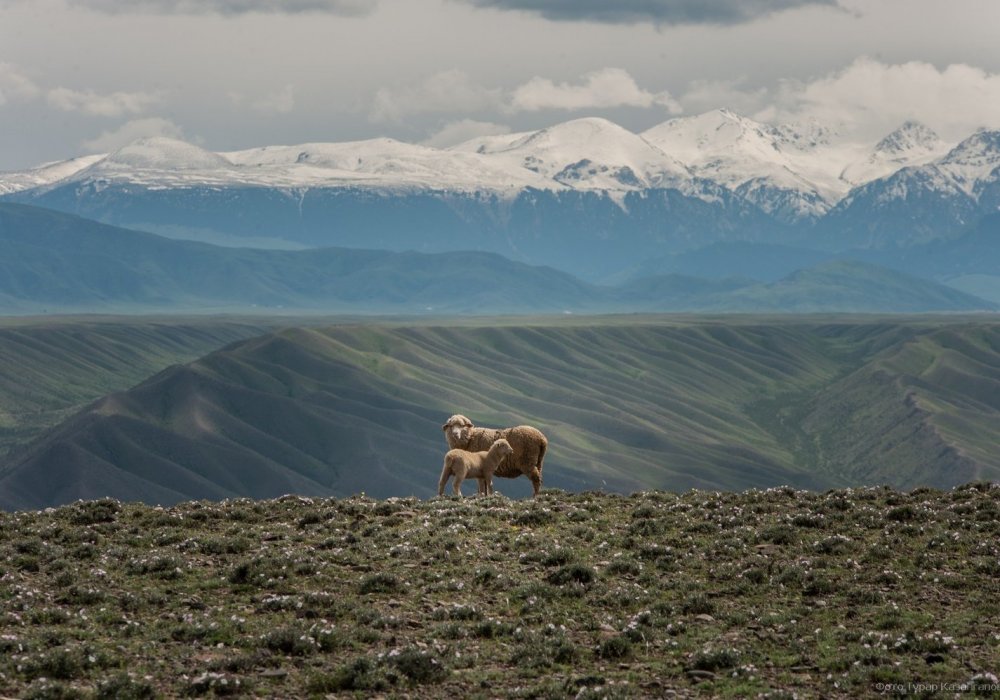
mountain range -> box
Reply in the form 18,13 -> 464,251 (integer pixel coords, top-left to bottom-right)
4,317 -> 999,510
3,110 -> 998,287
0,202 -> 991,314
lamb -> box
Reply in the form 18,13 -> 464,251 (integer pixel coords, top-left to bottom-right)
438,439 -> 514,497
441,414 -> 548,497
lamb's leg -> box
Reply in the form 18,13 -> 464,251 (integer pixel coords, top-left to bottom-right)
453,464 -> 467,497
437,460 -> 452,497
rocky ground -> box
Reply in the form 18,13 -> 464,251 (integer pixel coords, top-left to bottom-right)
1,484 -> 999,698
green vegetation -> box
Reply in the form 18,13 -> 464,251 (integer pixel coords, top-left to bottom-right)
0,487 -> 998,698
5,316 -> 1000,509
0,317 -> 281,457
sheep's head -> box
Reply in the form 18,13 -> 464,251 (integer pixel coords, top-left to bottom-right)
442,414 -> 474,447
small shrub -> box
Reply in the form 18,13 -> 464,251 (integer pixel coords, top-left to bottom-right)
514,508 -> 554,526
29,608 -> 71,626
791,513 -> 824,528
389,648 -> 448,685
552,639 -> 579,664
742,566 -> 768,584
261,626 -> 318,656
359,572 -> 400,594
22,679 -> 84,700
690,647 -> 740,672
761,525 -> 797,545
802,574 -> 836,597
681,592 -> 715,615
227,557 -> 283,586
57,585 -> 106,606
473,567 -> 499,586
596,636 -> 632,660
629,519 -> 667,536
21,648 -> 83,681
886,505 -> 917,522
541,549 -> 575,566
474,619 -> 514,639
296,511 -> 324,528
94,674 -> 157,700
308,657 -> 385,693
70,499 -> 120,525
547,564 -> 596,586
605,558 -> 641,577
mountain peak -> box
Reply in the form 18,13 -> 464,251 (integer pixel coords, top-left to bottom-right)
102,137 -> 232,171
875,121 -> 943,156
515,117 -> 638,148
642,109 -> 778,156
500,117 -> 688,189
839,121 -> 950,186
939,128 -> 1000,166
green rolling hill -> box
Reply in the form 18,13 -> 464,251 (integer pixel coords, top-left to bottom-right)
2,316 -> 999,510
0,317 -> 283,457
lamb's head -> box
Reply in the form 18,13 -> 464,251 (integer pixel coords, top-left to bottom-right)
442,414 -> 474,448
490,438 -> 514,460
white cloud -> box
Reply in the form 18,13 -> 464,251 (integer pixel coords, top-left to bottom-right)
0,62 -> 40,105
508,68 -> 681,113
372,67 -> 680,123
81,117 -> 184,152
371,69 -> 503,123
47,86 -> 162,117
756,57 -> 1000,141
422,119 -> 511,148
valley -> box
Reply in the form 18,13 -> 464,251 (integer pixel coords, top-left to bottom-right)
2,315 -> 999,511
0,316 -> 292,458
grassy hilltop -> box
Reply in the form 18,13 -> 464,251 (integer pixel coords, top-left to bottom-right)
0,486 -> 998,698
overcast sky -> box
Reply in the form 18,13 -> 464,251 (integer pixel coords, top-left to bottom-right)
1,0 -> 999,170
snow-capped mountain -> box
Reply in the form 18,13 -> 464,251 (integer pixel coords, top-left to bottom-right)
0,154 -> 104,195
53,136 -> 553,193
451,117 -> 690,192
839,121 -> 949,186
5,112 -> 979,209
641,109 -> 839,220
3,112 -> 999,280
820,128 -> 1000,249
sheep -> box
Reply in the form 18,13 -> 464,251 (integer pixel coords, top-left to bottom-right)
441,414 -> 548,497
438,438 -> 514,497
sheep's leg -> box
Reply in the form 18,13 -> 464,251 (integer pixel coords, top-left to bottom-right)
531,443 -> 546,498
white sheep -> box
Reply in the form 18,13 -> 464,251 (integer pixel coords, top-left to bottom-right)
441,414 -> 548,497
438,438 -> 514,497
